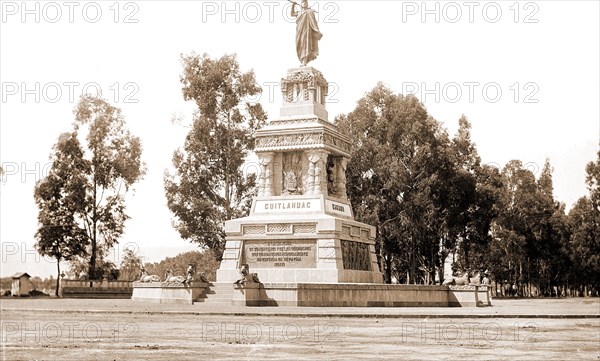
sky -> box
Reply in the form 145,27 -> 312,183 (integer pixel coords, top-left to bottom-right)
1,0 -> 598,279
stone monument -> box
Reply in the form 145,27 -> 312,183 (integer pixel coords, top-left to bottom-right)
209,4 -> 489,307
216,65 -> 383,285
216,5 -> 383,285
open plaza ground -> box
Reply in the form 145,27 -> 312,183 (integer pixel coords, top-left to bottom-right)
1,297 -> 598,360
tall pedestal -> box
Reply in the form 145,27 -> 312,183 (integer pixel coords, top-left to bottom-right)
217,195 -> 382,283
217,66 -> 383,285
212,67 -> 488,307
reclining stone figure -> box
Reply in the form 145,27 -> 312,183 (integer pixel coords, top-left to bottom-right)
139,266 -> 161,283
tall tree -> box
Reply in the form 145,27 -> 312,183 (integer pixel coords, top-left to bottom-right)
34,132 -> 89,296
568,151 -> 600,295
337,83 -> 449,283
65,95 -> 145,280
586,151 -> 600,208
119,248 -> 143,281
440,116 -> 480,278
165,53 -> 266,258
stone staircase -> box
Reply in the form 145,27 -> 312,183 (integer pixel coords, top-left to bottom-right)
197,283 -> 234,304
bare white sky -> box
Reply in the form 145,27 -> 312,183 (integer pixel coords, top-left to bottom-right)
1,1 -> 598,278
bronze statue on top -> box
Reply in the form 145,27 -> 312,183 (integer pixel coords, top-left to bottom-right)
290,0 -> 323,66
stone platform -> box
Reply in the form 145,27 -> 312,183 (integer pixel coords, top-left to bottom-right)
131,281 -> 490,307
131,282 -> 209,305
231,283 -> 491,307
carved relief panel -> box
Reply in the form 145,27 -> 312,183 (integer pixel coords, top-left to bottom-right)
282,152 -> 304,195
257,153 -> 274,197
281,69 -> 329,105
341,240 -> 371,271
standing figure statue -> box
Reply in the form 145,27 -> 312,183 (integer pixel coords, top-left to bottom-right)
184,264 -> 195,285
291,0 -> 323,66
234,264 -> 250,285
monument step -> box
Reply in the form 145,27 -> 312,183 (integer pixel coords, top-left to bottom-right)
200,283 -> 234,303
199,295 -> 233,303
205,286 -> 233,292
198,299 -> 232,304
203,293 -> 232,299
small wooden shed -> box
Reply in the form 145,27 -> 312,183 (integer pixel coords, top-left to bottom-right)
11,272 -> 31,296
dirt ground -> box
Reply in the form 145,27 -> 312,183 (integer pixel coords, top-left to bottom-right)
1,299 -> 599,360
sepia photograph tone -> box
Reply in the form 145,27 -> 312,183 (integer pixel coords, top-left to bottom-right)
1,1 -> 599,360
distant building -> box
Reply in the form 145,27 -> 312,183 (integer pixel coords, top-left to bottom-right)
11,272 -> 31,296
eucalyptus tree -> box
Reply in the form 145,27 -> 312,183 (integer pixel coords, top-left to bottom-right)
569,151 -> 600,295
73,95 -> 145,279
35,96 -> 145,280
34,132 -> 89,295
164,53 -> 266,258
337,83 -> 451,283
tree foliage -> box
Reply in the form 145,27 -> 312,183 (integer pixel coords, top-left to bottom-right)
338,83 -> 597,295
144,251 -> 220,281
119,248 -> 143,281
72,95 -> 145,279
35,95 -> 145,281
34,132 -> 89,296
165,53 -> 266,258
568,151 -> 600,294
337,83 -> 453,283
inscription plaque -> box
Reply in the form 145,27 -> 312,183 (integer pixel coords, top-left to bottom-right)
243,240 -> 317,268
325,199 -> 352,217
254,198 -> 321,213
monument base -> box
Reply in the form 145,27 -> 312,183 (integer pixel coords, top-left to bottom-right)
231,283 -> 492,307
217,268 -> 382,284
448,285 -> 492,307
218,195 -> 384,284
131,282 -> 209,305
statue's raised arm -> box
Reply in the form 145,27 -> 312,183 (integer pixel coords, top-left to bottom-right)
290,0 -> 323,66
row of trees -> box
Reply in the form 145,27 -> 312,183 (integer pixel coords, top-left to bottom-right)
33,54 -> 598,298
337,83 -> 599,296
33,53 -> 257,292
165,56 -> 598,296
142,251 -> 219,281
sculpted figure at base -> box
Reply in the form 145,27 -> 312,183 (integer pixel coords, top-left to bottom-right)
291,0 -> 323,66
442,270 -> 482,286
164,270 -> 186,284
185,264 -> 195,284
139,266 -> 161,283
197,272 -> 210,283
233,264 -> 260,286
234,264 -> 250,285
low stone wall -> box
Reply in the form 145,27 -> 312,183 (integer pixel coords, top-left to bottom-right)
232,283 -> 492,307
59,280 -> 133,299
448,285 -> 491,307
131,282 -> 209,305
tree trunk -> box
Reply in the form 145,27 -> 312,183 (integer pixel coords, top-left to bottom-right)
409,248 -> 417,285
55,260 -> 61,297
438,248 -> 448,285
90,239 -> 97,280
89,178 -> 98,281
462,242 -> 470,270
385,254 -> 392,284
430,248 -> 437,285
